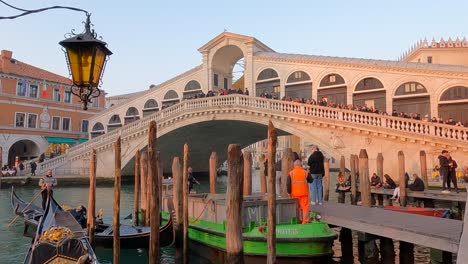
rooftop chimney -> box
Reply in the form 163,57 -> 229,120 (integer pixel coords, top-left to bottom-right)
1,50 -> 12,59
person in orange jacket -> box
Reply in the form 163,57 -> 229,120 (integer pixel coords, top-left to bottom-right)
287,159 -> 312,224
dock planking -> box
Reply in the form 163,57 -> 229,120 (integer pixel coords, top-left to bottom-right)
368,187 -> 466,202
311,202 -> 462,253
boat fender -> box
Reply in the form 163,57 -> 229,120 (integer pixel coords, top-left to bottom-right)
258,225 -> 266,234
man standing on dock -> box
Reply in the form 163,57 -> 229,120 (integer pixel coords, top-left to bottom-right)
308,146 -> 325,205
39,169 -> 57,209
439,150 -> 450,194
287,160 -> 311,224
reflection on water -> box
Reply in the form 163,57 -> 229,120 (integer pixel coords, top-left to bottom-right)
0,170 -> 441,263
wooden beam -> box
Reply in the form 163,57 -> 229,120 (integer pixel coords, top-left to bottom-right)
226,144 -> 244,264
87,149 -> 96,248
243,150 -> 252,196
113,137 -> 121,264
134,150 -> 140,226
267,121 -> 277,264
209,152 -> 217,194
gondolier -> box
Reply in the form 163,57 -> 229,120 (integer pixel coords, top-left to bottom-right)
39,169 -> 57,209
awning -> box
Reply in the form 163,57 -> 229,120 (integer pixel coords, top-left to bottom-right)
46,137 -> 78,144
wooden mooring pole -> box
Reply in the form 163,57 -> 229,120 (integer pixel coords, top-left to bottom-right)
140,151 -> 148,226
209,152 -> 217,194
267,121 -> 277,264
260,154 -> 267,193
398,151 -> 407,207
113,137 -> 121,264
172,157 -> 183,252
376,153 -> 384,206
281,148 -> 293,197
134,150 -> 140,226
324,158 -> 330,202
420,151 -> 428,189
182,144 -> 189,264
226,144 -> 244,264
357,149 -> 379,264
243,150 -> 252,196
148,121 -> 160,263
87,149 -> 96,248
456,179 -> 468,264
338,156 -> 346,203
350,154 -> 357,205
339,154 -> 352,263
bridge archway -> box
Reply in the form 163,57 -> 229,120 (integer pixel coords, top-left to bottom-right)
108,114 -> 122,132
393,82 -> 430,117
183,80 -> 202,99
125,107 -> 140,125
438,86 -> 468,122
8,139 -> 40,166
91,122 -> 105,138
143,99 -> 159,117
211,45 -> 244,92
353,77 -> 386,112
162,90 -> 180,108
256,68 -> 280,98
285,70 -> 312,99
318,73 -> 347,105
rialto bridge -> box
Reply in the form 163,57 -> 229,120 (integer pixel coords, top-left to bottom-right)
38,32 -> 468,178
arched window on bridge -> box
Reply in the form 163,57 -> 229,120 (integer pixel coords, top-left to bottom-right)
393,82 -> 430,118
124,107 -> 140,125
183,80 -> 202,99
91,122 -> 105,138
438,86 -> 468,122
107,114 -> 122,132
142,99 -> 159,117
256,68 -> 280,98
285,71 -> 312,99
318,73 -> 347,105
162,90 -> 180,108
353,77 -> 386,112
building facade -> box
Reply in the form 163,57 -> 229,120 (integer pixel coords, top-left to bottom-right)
0,49 -> 106,168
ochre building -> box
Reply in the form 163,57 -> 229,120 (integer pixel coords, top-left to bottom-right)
0,49 -> 105,167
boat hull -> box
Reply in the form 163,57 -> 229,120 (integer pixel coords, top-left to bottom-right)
384,206 -> 449,217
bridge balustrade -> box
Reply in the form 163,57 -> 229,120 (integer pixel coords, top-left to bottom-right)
37,94 -> 468,174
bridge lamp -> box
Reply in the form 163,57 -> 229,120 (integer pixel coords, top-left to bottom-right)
60,14 -> 112,110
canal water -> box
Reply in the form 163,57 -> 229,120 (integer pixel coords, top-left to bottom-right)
0,171 -> 438,263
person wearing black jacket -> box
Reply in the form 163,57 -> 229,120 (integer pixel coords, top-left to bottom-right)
408,173 -> 425,191
447,154 -> 459,193
439,150 -> 450,193
307,146 -> 324,205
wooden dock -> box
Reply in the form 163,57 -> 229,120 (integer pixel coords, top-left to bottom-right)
311,202 -> 463,253
369,187 -> 466,202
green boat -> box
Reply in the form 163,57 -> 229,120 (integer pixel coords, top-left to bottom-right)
162,193 -> 337,263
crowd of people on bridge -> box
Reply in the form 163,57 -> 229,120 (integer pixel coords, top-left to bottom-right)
182,88 -> 468,126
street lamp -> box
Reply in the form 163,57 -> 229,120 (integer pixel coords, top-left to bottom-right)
59,14 -> 112,110
0,1 -> 112,110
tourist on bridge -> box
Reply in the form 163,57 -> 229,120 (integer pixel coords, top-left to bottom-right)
39,169 -> 57,209
30,161 -> 37,176
439,150 -> 451,193
287,159 -> 312,224
307,146 -> 324,205
187,167 -> 200,193
447,154 -> 459,193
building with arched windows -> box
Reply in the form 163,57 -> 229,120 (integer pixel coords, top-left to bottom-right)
0,50 -> 106,168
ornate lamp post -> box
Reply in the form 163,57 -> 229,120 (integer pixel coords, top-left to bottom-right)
0,1 -> 112,110
59,14 -> 112,110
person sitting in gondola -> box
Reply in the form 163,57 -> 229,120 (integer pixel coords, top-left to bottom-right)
69,205 -> 87,228
39,169 -> 57,209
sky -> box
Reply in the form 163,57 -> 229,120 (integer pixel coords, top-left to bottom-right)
1,0 -> 467,96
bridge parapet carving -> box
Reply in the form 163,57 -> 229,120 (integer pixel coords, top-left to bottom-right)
39,95 -> 468,173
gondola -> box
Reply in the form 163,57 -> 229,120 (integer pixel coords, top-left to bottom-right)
23,191 -> 99,264
11,187 -> 174,248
